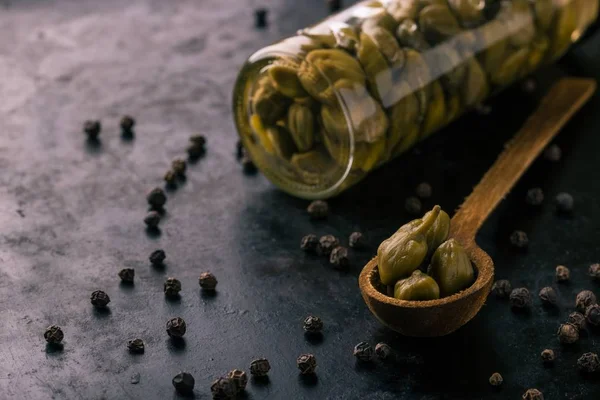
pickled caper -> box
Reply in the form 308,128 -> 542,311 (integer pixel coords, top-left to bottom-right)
396,19 -> 430,51
288,103 -> 316,152
448,0 -> 486,29
418,3 -> 462,45
269,59 -> 308,99
421,81 -> 446,139
429,238 -> 475,297
394,270 -> 440,301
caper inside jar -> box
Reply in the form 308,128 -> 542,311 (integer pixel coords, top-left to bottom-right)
234,0 -> 599,199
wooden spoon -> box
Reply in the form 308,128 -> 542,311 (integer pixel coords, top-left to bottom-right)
359,78 -> 597,337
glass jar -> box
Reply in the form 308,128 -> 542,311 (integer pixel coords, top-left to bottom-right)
233,0 -> 599,199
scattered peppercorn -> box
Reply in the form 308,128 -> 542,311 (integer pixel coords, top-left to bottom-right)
146,187 -> 167,209
149,249 -> 166,266
297,354 -> 317,374
557,323 -> 579,344
118,268 -> 135,283
227,369 -> 248,394
44,325 -> 64,344
404,196 -> 422,215
187,135 -> 207,159
241,154 -> 257,173
539,287 -> 557,306
576,290 -> 597,312
585,304 -> 600,327
166,317 -> 186,338
555,192 -> 574,212
353,341 -> 374,362
349,231 -> 364,249
211,377 -> 236,399
555,265 -> 570,282
90,290 -> 111,308
589,264 -> 600,280
488,372 -> 503,387
164,170 -> 177,186
307,200 -> 329,219
525,187 -> 544,206
491,280 -> 512,298
374,342 -> 391,360
509,287 -> 531,308
189,135 -> 206,147
127,338 -> 145,354
568,312 -> 587,330
255,8 -> 268,28
199,272 -> 218,291
328,0 -> 342,13
522,388 -> 544,400
303,316 -> 323,334
523,78 -> 537,93
509,230 -> 529,249
300,234 -> 319,253
318,235 -> 339,256
540,349 -> 555,363
120,115 -> 135,133
330,246 -> 349,269
172,372 -> 195,395
577,352 -> 600,373
164,277 -> 182,297
83,120 -> 101,139
172,159 -> 187,176
236,141 -> 244,160
250,358 -> 271,377
544,144 -> 562,162
144,211 -> 161,229
415,182 -> 432,199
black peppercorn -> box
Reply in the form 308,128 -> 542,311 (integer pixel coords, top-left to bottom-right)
44,325 -> 64,344
83,120 -> 101,139
318,235 -> 339,256
404,196 -> 422,215
166,317 -> 186,338
568,312 -> 587,330
199,272 -> 218,291
146,187 -> 167,209
164,277 -> 182,297
555,192 -> 574,212
509,287 -> 531,308
164,170 -> 177,186
303,316 -> 323,334
250,358 -> 271,377
307,200 -> 329,219
539,287 -> 557,306
144,211 -> 161,228
557,323 -> 579,344
491,280 -> 512,298
120,115 -> 135,133
540,349 -> 555,363
509,230 -> 529,249
415,182 -> 432,199
544,144 -> 561,162
236,141 -> 244,160
328,0 -> 342,13
189,134 -> 206,148
353,341 -> 374,362
211,377 -> 236,399
297,354 -> 317,374
585,304 -> 600,327
330,246 -> 349,269
555,265 -> 570,282
149,249 -> 166,266
227,369 -> 248,394
127,338 -> 145,354
349,231 -> 364,249
241,154 -> 256,173
187,135 -> 206,159
522,388 -> 544,400
300,234 -> 319,253
577,352 -> 600,373
525,187 -> 544,206
488,372 -> 503,387
576,290 -> 597,312
118,268 -> 135,283
254,8 -> 268,28
90,290 -> 111,308
589,264 -> 600,280
374,342 -> 391,360
172,372 -> 195,395
172,158 -> 187,176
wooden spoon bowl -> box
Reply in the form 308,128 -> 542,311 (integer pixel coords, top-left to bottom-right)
359,78 -> 597,337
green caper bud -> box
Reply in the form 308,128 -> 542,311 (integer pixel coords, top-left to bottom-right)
418,4 -> 462,45
445,93 -> 462,124
491,47 -> 529,87
252,76 -> 290,124
287,103 -> 315,152
423,46 -> 468,95
461,59 -> 489,107
428,239 -> 475,297
421,81 -> 446,139
526,35 -> 550,73
268,59 -> 308,99
362,8 -> 399,34
386,82 -> 422,160
500,0 -> 536,48
396,19 -> 430,52
448,0 -> 486,28
549,2 -> 578,59
478,20 -> 509,80
290,146 -> 336,184
384,49 -> 430,109
331,23 -> 360,53
394,270 -> 441,301
385,0 -> 420,23
533,0 -> 555,33
265,125 -> 297,159
357,31 -> 394,102
425,209 -> 450,255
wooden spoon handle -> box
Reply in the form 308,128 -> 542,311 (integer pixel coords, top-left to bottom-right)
450,78 -> 596,244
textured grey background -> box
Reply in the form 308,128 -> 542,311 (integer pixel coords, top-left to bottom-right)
1,0 -> 600,399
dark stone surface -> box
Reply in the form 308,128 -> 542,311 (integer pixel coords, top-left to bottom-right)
0,0 -> 600,399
